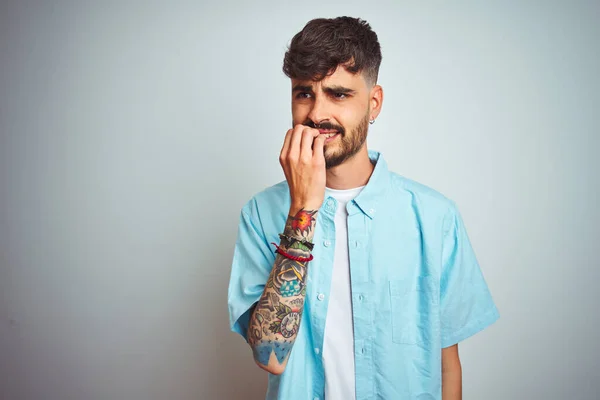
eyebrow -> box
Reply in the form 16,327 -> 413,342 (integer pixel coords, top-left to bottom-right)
292,84 -> 356,95
292,84 -> 314,93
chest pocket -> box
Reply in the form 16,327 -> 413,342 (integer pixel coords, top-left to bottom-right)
389,275 -> 439,345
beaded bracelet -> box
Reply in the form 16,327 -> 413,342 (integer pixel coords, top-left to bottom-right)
271,243 -> 314,263
278,233 -> 315,251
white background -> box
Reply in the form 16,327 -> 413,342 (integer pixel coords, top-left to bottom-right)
1,1 -> 598,399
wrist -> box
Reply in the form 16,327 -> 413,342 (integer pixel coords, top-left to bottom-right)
289,202 -> 321,216
285,205 -> 319,242
279,233 -> 315,252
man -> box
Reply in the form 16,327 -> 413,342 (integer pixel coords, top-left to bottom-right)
228,16 -> 498,400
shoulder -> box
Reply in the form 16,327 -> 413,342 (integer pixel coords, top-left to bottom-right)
240,180 -> 291,227
382,174 -> 468,256
388,172 -> 457,214
385,171 -> 461,237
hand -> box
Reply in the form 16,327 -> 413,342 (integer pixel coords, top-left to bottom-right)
279,124 -> 326,214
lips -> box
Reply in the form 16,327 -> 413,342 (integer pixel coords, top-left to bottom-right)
319,129 -> 338,138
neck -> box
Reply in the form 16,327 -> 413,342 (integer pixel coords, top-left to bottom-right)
325,145 -> 374,190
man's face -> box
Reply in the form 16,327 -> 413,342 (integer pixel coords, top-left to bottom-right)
291,66 -> 371,169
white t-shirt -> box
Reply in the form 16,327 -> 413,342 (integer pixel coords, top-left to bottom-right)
322,185 -> 365,400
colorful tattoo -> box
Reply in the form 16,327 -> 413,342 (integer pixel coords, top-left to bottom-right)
248,209 -> 318,368
248,309 -> 264,343
287,240 -> 312,252
290,208 -> 317,237
268,303 -> 301,338
273,256 -> 306,297
289,298 -> 304,307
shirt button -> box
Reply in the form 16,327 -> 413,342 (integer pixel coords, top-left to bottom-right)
314,348 -> 320,355
314,397 -> 320,400
317,293 -> 325,301
369,208 -> 375,214
358,295 -> 364,301
323,240 -> 331,247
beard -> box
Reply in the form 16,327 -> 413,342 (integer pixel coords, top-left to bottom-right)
323,111 -> 370,169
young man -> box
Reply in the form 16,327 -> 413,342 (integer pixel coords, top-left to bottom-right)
228,16 -> 498,400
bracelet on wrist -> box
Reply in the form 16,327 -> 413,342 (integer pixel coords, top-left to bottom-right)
278,233 -> 315,252
271,242 -> 314,263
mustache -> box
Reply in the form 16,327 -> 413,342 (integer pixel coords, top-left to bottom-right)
302,120 -> 345,135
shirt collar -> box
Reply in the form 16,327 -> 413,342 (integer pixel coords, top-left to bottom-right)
350,150 -> 390,219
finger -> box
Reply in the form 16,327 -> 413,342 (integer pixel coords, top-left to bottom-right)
300,127 -> 320,161
312,133 -> 326,161
288,124 -> 305,159
280,128 -> 293,161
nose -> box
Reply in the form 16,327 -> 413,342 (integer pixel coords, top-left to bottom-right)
306,94 -> 330,126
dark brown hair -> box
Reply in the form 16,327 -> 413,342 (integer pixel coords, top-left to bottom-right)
283,17 -> 382,86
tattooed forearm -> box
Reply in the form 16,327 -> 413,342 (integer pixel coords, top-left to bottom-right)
247,208 -> 318,373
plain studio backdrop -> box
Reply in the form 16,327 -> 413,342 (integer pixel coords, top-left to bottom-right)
1,1 -> 598,399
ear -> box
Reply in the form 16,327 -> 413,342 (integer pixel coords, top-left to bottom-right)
369,85 -> 383,121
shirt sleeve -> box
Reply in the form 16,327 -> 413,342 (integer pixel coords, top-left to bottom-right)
440,203 -> 499,348
227,201 -> 275,342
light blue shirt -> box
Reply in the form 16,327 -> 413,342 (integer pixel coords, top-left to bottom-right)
228,150 -> 499,400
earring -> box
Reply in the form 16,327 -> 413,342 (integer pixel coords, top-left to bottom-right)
369,119 -> 375,124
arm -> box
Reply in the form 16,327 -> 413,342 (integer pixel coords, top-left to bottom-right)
247,206 -> 318,375
247,125 -> 326,375
442,344 -> 462,400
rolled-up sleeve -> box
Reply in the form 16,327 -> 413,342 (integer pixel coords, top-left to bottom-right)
440,203 -> 499,348
227,200 -> 274,341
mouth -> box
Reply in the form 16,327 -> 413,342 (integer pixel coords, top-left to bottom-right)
319,130 -> 339,139
323,133 -> 340,144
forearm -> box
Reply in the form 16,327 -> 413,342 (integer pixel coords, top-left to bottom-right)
247,207 -> 318,375
442,344 -> 462,400
442,369 -> 462,399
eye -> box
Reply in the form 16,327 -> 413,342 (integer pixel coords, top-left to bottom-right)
333,92 -> 347,99
295,92 -> 312,99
